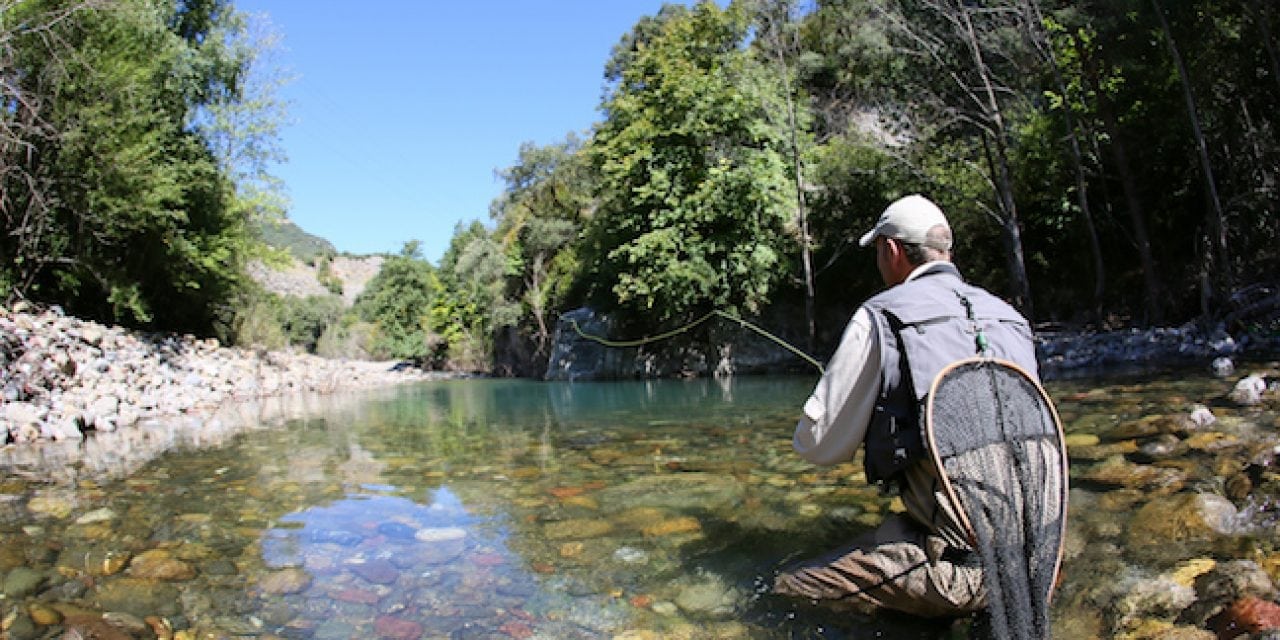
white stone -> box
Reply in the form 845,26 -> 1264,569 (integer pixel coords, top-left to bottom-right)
414,527 -> 467,543
2,401 -> 44,426
1229,374 -> 1267,406
1188,404 -> 1216,428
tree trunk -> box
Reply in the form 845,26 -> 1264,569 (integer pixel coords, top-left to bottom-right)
1079,34 -> 1163,324
1152,0 -> 1230,303
962,5 -> 1034,318
1024,0 -> 1106,325
757,0 -> 817,353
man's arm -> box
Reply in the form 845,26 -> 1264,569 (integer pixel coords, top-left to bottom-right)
792,307 -> 881,466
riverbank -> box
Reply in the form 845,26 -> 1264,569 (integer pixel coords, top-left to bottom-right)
3,304 -> 1277,448
1036,321 -> 1280,379
1,305 -> 451,447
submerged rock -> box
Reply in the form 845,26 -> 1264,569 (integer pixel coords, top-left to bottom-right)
1210,597 -> 1280,638
93,577 -> 181,617
1126,493 -> 1239,561
544,518 -> 614,540
258,567 -> 312,595
673,573 -> 741,617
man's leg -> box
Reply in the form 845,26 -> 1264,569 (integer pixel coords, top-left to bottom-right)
773,514 -> 986,619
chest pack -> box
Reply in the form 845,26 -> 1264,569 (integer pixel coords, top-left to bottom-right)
861,265 -> 1038,485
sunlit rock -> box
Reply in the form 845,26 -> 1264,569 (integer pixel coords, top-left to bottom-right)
1230,374 -> 1268,406
27,491 -> 76,519
128,549 -> 196,581
1125,493 -> 1239,561
1188,404 -> 1217,428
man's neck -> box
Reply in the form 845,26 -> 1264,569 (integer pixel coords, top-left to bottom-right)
903,260 -> 958,283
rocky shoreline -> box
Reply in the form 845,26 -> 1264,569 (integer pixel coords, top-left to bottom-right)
1036,321 -> 1279,379
0,305 -> 448,448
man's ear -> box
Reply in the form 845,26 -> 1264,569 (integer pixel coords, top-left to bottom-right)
884,237 -> 902,260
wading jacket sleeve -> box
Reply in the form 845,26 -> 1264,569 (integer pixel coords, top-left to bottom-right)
792,261 -> 955,465
792,306 -> 881,466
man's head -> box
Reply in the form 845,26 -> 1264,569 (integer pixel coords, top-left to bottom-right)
860,194 -> 953,285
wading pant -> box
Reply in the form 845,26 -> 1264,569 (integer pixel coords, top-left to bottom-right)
772,514 -> 987,619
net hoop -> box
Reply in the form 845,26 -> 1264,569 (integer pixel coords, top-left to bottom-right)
923,356 -> 1069,602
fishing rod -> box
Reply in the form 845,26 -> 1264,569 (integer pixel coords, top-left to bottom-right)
568,310 -> 826,375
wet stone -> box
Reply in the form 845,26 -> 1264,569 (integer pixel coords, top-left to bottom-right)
417,541 -> 466,565
128,549 -> 196,581
1134,434 -> 1189,462
1126,492 -> 1239,561
308,529 -> 363,546
259,567 -> 312,595
642,516 -> 701,537
201,558 -> 238,575
374,614 -> 424,640
544,518 -> 614,540
27,602 -> 63,626
376,521 -> 416,540
329,586 -> 381,604
5,612 -> 38,640
1211,597 -> 1280,637
673,574 -> 740,617
93,577 -> 181,618
3,566 -> 46,598
349,558 -> 399,585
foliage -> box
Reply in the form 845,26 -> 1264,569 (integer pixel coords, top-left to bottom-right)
0,0 -> 284,335
278,294 -> 344,353
352,241 -> 439,361
230,294 -> 287,351
488,135 -> 594,370
583,0 -> 794,329
256,219 -> 336,264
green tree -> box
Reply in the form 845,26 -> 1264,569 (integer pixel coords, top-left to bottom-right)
584,1 -> 794,329
431,222 -> 517,370
490,135 -> 592,366
352,241 -> 437,360
875,0 -> 1041,316
1,0 -> 270,334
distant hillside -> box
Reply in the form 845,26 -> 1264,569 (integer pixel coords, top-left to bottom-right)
249,219 -> 383,306
256,219 -> 336,263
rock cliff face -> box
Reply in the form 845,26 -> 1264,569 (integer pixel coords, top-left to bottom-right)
246,255 -> 384,306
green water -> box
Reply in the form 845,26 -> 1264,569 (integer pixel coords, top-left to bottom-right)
1,371 -> 1278,639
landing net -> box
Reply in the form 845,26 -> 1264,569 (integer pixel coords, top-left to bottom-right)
925,358 -> 1068,640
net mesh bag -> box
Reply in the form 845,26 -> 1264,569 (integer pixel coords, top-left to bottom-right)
926,358 -> 1067,640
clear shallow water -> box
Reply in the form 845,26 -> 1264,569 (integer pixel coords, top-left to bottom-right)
1,371 -> 1278,639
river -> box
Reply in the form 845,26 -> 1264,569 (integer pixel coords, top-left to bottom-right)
1,368 -> 1278,639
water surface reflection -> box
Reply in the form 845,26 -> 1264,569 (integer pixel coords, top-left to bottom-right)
0,371 -> 1276,639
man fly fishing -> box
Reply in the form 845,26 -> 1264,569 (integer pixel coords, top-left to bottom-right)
773,195 -> 1068,639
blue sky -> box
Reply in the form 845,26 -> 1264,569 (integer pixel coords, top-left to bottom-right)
234,1 -> 685,265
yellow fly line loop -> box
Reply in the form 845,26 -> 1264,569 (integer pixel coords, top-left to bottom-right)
568,310 -> 825,374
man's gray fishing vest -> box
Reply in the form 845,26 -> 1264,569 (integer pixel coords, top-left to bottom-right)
862,262 -> 1038,485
